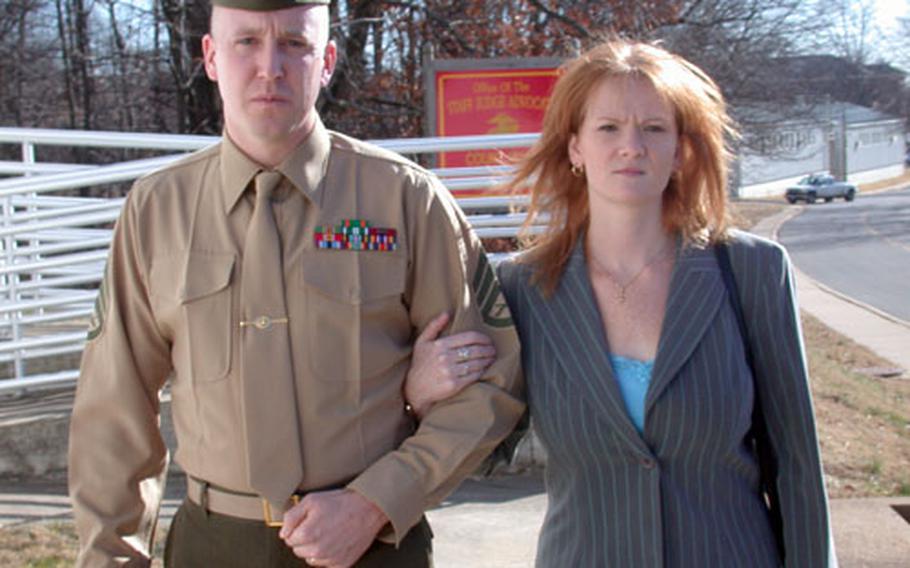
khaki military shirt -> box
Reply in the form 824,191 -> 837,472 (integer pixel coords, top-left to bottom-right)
68,117 -> 524,566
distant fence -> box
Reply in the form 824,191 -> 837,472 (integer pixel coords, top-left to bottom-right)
0,127 -> 540,393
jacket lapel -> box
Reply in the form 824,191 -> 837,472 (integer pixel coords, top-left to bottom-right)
527,240 -> 652,456
646,243 -> 725,415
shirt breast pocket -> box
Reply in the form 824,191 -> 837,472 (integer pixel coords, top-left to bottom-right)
152,251 -> 236,383
300,252 -> 410,381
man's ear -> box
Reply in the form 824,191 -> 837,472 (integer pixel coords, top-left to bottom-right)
202,34 -> 218,82
320,40 -> 337,87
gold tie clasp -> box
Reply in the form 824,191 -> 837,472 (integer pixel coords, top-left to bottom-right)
240,315 -> 289,330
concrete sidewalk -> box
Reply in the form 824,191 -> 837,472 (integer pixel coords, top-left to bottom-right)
1,200 -> 909,566
752,206 -> 910,373
1,472 -> 909,567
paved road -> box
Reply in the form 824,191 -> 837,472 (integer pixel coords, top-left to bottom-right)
778,188 -> 910,322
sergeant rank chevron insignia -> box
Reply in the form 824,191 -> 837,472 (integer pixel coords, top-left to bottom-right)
472,253 -> 513,328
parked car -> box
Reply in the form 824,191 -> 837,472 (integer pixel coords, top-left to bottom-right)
785,173 -> 856,204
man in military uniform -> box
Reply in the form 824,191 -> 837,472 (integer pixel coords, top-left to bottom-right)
67,0 -> 524,565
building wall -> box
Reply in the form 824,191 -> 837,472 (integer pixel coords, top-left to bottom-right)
738,123 -> 827,196
739,172 -> 814,199
845,121 -> 904,175
737,118 -> 904,198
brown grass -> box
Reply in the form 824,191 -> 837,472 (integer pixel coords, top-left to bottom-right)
732,198 -> 910,497
0,522 -> 168,567
0,523 -> 78,567
858,169 -> 910,193
730,199 -> 788,229
802,313 -> 910,498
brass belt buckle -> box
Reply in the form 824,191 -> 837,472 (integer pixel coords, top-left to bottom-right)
262,494 -> 300,527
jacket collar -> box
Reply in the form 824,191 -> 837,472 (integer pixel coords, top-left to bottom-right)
526,237 -> 725,454
645,242 -> 725,415
527,238 -> 652,456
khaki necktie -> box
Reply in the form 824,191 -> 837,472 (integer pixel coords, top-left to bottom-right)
239,171 -> 303,508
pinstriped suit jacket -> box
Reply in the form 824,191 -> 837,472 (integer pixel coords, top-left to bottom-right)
497,231 -> 834,568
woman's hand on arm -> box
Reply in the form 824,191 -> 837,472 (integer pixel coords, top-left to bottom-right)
405,312 -> 497,419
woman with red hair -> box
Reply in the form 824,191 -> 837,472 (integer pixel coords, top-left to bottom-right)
408,39 -> 835,567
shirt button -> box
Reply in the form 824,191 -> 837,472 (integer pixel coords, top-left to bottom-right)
640,458 -> 657,469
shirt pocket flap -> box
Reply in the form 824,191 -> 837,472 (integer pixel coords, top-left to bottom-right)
178,253 -> 236,304
301,252 -> 406,305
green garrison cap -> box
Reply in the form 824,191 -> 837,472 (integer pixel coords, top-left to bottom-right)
212,0 -> 329,10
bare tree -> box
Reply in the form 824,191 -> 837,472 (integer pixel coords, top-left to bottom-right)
1,0 -> 46,127
1,0 -> 905,151
53,0 -> 77,128
764,1 -> 910,124
157,0 -> 217,133
104,0 -> 134,131
71,0 -> 95,130
811,0 -> 878,65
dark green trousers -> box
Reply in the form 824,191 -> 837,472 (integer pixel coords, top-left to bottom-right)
164,498 -> 433,567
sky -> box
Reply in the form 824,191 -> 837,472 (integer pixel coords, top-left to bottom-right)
869,0 -> 909,69
875,0 -> 908,27
874,0 -> 906,34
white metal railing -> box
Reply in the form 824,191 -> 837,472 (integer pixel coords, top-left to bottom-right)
0,127 -> 540,393
0,161 -> 97,175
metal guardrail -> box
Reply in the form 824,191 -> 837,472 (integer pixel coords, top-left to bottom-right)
0,127 -> 540,393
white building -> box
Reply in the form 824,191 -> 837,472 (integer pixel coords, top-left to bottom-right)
735,103 -> 905,198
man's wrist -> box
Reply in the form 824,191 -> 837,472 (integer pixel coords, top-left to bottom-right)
347,489 -> 389,534
405,401 -> 429,420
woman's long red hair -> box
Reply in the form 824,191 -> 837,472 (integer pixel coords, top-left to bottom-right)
510,39 -> 738,295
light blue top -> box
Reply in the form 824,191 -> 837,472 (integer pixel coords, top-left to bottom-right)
608,354 -> 654,434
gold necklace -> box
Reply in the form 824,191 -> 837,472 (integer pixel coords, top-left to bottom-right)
590,243 -> 671,303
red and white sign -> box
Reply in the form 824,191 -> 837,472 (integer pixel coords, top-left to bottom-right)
435,68 -> 558,180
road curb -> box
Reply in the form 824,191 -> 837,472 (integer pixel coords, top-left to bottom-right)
759,205 -> 910,331
754,203 -> 910,372
798,276 -> 910,331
